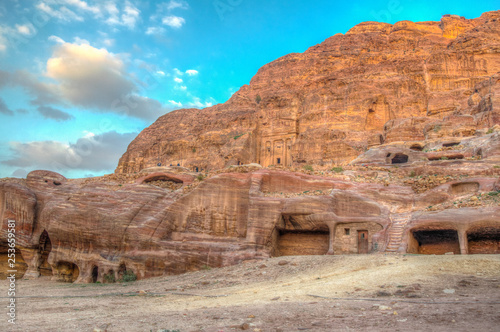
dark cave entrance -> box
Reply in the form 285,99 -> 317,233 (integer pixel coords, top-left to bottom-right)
411,230 -> 460,255
55,261 -> 79,282
467,228 -> 500,254
391,153 -> 409,164
0,244 -> 27,279
91,266 -> 99,283
38,230 -> 53,276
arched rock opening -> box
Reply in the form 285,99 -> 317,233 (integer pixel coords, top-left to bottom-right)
142,175 -> 183,190
467,227 -> 500,254
272,214 -> 330,256
392,153 -> 409,164
38,230 -> 52,276
55,261 -> 79,283
409,230 -> 460,255
91,266 -> 98,283
0,244 -> 27,279
410,144 -> 423,151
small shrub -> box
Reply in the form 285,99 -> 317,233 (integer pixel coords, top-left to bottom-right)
433,125 -> 441,133
303,165 -> 314,172
234,133 -> 244,140
440,156 -> 449,160
104,273 -> 115,283
409,170 -> 416,178
255,94 -> 261,104
201,265 -> 211,270
488,190 -> 500,197
196,174 -> 204,181
494,165 -> 500,169
121,270 -> 137,282
486,128 -> 494,134
331,167 -> 343,173
192,148 -> 196,153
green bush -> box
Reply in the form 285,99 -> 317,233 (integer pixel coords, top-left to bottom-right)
104,273 -> 115,283
331,167 -> 343,173
255,95 -> 261,104
486,128 -> 494,134
234,133 -> 244,140
196,174 -> 204,181
121,270 -> 137,282
409,170 -> 416,177
303,165 -> 314,172
440,156 -> 449,160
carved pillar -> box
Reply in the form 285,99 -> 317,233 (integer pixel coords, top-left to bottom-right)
458,229 -> 469,255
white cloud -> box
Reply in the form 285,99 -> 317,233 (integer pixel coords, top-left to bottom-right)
187,97 -> 213,108
179,85 -> 187,91
146,26 -> 166,35
105,1 -> 140,29
103,38 -> 114,47
2,131 -> 138,173
0,41 -> 168,120
36,2 -> 84,22
156,70 -> 165,76
174,77 -> 183,83
16,24 -> 32,36
44,41 -> 164,119
185,69 -> 198,76
169,100 -> 182,107
0,27 -> 7,52
48,35 -> 65,44
64,0 -> 101,15
173,68 -> 183,76
162,15 -> 185,28
166,0 -> 188,11
73,36 -> 90,45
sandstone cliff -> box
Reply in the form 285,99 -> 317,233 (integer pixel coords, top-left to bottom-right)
116,11 -> 500,173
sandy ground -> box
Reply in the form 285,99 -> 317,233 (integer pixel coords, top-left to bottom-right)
1,254 -> 500,332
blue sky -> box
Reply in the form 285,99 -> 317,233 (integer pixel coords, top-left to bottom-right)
0,0 -> 498,178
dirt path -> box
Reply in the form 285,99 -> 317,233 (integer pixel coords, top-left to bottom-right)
2,255 -> 500,331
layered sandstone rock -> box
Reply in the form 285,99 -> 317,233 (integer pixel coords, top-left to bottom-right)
117,11 -> 500,173
1,164 -> 499,282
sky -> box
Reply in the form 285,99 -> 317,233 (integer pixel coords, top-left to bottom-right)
0,0 -> 498,179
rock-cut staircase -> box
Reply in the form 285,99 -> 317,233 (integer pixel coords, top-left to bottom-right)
385,212 -> 412,253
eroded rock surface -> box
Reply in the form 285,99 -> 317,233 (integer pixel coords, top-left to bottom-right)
117,11 -> 500,173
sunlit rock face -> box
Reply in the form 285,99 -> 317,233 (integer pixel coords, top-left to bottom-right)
1,12 -> 499,284
1,166 -> 499,283
117,11 -> 500,173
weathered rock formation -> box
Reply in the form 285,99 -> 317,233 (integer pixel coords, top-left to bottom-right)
1,160 -> 499,283
1,11 -> 499,284
117,11 -> 500,173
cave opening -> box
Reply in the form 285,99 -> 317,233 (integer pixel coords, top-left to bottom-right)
143,175 -> 183,190
467,227 -> 500,254
410,144 -> 423,151
450,182 -> 479,196
392,153 -> 409,164
91,266 -> 98,283
0,244 -> 27,279
118,263 -> 127,280
443,142 -> 460,147
55,261 -> 79,282
38,230 -> 53,276
411,230 -> 460,255
274,230 -> 330,256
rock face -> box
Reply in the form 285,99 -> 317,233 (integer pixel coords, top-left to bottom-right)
1,11 -> 499,284
117,11 -> 500,173
1,163 -> 499,283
